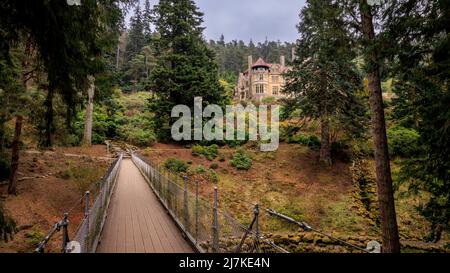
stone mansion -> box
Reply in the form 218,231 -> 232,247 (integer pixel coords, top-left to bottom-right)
234,55 -> 292,101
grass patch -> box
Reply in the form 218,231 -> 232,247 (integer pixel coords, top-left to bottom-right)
64,166 -> 104,194
25,230 -> 44,247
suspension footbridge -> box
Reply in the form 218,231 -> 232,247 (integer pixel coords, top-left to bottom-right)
35,150 -> 376,254
96,159 -> 192,253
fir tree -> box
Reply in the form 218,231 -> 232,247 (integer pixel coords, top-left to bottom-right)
125,4 -> 146,63
148,0 -> 227,141
284,0 -> 367,165
385,0 -> 450,242
143,0 -> 153,39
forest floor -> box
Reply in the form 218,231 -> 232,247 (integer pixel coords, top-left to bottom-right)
141,142 -> 450,252
1,141 -> 448,253
0,145 -> 110,253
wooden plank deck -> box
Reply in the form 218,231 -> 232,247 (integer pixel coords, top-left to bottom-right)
96,159 -> 193,253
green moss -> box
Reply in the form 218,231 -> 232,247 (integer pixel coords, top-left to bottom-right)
25,230 -> 44,246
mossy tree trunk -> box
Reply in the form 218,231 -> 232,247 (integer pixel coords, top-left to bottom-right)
83,75 -> 95,146
320,116 -> 332,166
8,115 -> 23,195
359,0 -> 400,253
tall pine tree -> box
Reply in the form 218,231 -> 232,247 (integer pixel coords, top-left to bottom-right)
385,0 -> 450,242
143,0 -> 153,39
125,4 -> 146,63
148,0 -> 227,141
349,0 -> 401,252
284,0 -> 367,165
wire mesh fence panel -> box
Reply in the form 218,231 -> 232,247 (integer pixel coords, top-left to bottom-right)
71,153 -> 123,253
131,153 -> 289,254
217,210 -> 249,253
194,197 -> 214,252
72,220 -> 88,253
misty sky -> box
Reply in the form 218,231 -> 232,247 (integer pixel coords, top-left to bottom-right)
130,0 -> 306,43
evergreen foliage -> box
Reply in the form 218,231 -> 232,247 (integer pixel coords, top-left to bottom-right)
148,0 -> 227,141
231,150 -> 252,170
283,0 -> 368,165
384,0 -> 450,240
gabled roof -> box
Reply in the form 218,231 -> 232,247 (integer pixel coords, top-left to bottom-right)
252,57 -> 270,68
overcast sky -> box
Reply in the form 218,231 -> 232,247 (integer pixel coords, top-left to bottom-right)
130,0 -> 306,43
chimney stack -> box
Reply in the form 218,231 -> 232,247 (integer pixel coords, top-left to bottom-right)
280,55 -> 285,67
248,55 -> 253,71
291,47 -> 296,61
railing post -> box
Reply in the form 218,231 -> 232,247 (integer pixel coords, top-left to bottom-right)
253,204 -> 260,253
61,213 -> 69,253
212,187 -> 219,253
195,180 -> 199,244
99,180 -> 103,210
166,168 -> 171,209
84,191 -> 90,252
183,176 -> 190,231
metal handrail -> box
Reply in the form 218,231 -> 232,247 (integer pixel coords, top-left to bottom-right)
34,153 -> 123,253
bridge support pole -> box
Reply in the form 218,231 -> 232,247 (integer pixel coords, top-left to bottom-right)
253,204 -> 260,253
195,180 -> 199,244
212,187 -> 219,253
84,191 -> 90,252
183,176 -> 190,231
61,213 -> 69,253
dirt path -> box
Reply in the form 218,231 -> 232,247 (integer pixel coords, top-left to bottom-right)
96,159 -> 193,253
25,150 -> 112,161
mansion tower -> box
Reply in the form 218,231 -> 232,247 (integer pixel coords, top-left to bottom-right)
234,55 -> 291,101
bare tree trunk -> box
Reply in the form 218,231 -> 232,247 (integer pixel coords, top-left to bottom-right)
320,116 -> 332,166
8,115 -> 23,195
9,37 -> 32,195
116,42 -> 120,70
43,87 -> 54,147
359,0 -> 400,253
83,75 -> 95,146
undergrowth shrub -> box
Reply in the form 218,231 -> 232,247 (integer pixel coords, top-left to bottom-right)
192,144 -> 219,161
195,165 -> 206,174
164,158 -> 189,173
287,134 -> 321,151
387,125 -> 420,157
208,169 -> 219,183
0,205 -> 17,242
231,150 -> 252,170
0,156 -> 10,180
68,166 -> 104,194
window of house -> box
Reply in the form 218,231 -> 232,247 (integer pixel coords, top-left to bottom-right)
272,76 -> 279,83
258,74 -> 264,81
272,86 -> 279,95
256,84 -> 265,94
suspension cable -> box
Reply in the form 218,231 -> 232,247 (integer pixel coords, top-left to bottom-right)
218,191 -> 371,253
266,208 -> 370,253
